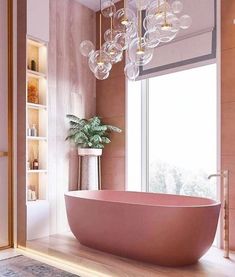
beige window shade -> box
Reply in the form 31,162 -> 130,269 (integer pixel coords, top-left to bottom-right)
139,0 -> 216,79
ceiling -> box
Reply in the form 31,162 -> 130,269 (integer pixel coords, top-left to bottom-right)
77,0 -> 120,11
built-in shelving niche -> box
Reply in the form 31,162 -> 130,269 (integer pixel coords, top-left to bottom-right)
27,39 -> 47,75
26,37 -> 49,240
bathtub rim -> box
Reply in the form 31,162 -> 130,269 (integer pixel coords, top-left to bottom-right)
64,190 -> 221,209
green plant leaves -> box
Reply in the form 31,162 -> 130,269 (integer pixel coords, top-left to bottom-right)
89,116 -> 101,127
101,137 -> 111,144
106,125 -> 122,133
66,115 -> 122,149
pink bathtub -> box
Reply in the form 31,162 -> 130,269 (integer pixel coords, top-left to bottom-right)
65,190 -> 220,266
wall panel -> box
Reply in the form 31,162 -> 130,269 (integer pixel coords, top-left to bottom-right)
48,0 -> 96,233
221,0 -> 235,250
96,1 -> 126,191
0,0 -> 9,246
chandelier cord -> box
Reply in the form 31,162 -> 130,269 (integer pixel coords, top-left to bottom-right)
164,0 -> 167,24
99,0 -> 102,51
111,16 -> 113,41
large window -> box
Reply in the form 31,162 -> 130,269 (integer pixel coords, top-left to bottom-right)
127,64 -> 218,200
148,64 -> 217,199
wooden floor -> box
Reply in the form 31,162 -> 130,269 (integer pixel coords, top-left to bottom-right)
0,248 -> 19,261
25,232 -> 235,277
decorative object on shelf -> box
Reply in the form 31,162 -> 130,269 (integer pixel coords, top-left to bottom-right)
30,59 -> 37,71
80,0 -> 191,81
26,38 -> 49,241
31,146 -> 39,170
27,124 -> 32,136
27,83 -> 39,104
32,158 -> 39,170
27,188 -> 37,201
31,124 -> 38,137
66,115 -> 122,190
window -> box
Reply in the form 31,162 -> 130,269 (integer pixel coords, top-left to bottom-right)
127,64 -> 218,200
127,80 -> 142,192
148,64 -> 217,199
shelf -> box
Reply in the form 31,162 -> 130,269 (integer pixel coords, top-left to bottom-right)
27,69 -> 47,79
27,38 -> 47,48
27,103 -> 47,110
26,37 -> 49,241
27,136 -> 47,141
26,199 -> 49,205
27,169 -> 47,173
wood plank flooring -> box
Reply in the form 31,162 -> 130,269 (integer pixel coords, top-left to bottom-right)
25,232 -> 235,277
0,249 -> 19,261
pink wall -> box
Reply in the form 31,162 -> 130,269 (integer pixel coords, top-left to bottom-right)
96,1 -> 126,191
221,0 -> 235,250
48,0 -> 96,233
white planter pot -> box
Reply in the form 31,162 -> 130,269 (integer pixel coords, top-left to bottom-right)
78,148 -> 102,190
78,148 -> 102,156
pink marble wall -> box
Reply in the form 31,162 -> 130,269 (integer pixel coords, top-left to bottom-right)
221,0 -> 235,250
96,1 -> 126,191
48,0 -> 96,232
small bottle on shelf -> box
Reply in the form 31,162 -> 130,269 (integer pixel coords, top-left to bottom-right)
32,158 -> 39,170
31,190 -> 37,201
27,188 -> 37,201
31,124 -> 38,137
31,59 -> 37,71
27,124 -> 32,136
27,189 -> 32,201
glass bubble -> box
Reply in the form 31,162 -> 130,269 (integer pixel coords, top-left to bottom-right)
172,0 -> 183,14
88,50 -> 112,74
80,40 -> 95,57
104,28 -> 120,42
114,32 -> 130,50
102,41 -> 123,64
128,37 -> 154,66
145,12 -> 175,32
155,12 -> 180,34
101,0 -> 116,18
157,27 -> 177,43
169,16 -> 180,32
144,29 -> 160,48
126,20 -> 138,38
180,14 -> 192,29
113,8 -> 136,32
124,62 -> 139,81
162,13 -> 180,32
147,0 -> 171,18
94,68 -> 110,80
143,15 -> 157,31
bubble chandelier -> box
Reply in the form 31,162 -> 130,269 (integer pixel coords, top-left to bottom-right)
80,0 -> 192,81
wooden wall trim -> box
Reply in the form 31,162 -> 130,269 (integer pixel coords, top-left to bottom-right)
17,0 -> 27,247
8,0 -> 14,248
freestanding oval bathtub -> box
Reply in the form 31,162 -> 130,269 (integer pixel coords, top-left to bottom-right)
65,190 -> 220,266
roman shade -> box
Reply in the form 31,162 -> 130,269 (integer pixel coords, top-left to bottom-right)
139,0 -> 216,79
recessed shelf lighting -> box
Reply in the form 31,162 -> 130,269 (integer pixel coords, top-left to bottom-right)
27,136 -> 47,141
27,70 -> 47,79
27,169 -> 48,173
27,103 -> 47,110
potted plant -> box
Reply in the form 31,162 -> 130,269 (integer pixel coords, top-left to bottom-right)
66,114 -> 122,156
